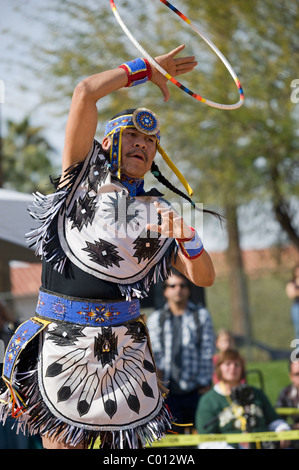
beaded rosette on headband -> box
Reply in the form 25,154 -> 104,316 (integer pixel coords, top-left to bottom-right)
104,107 -> 193,196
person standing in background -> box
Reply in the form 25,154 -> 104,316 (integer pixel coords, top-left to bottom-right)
213,329 -> 235,384
286,264 -> 299,340
147,269 -> 215,433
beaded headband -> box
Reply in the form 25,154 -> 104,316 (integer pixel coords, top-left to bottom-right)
104,108 -> 160,141
104,108 -> 193,196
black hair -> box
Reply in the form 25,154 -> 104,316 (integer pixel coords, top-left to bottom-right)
162,268 -> 191,290
110,108 -> 137,120
108,109 -> 223,221
150,161 -> 223,221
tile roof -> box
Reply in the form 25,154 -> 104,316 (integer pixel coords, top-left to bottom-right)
10,263 -> 42,297
210,244 -> 299,277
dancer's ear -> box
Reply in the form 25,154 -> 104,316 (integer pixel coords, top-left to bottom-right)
102,136 -> 111,151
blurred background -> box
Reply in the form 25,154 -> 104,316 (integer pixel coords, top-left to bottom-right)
1,0 -> 299,403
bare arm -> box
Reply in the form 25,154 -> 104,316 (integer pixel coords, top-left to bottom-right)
61,45 -> 197,176
147,202 -> 215,287
173,249 -> 215,287
62,67 -> 128,174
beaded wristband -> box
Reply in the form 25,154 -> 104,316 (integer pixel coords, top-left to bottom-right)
176,227 -> 204,260
119,58 -> 152,87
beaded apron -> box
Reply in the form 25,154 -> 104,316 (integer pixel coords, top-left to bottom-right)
0,290 -> 171,448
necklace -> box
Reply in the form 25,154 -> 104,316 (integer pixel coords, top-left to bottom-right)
219,381 -> 247,431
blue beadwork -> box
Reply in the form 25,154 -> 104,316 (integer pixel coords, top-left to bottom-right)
104,109 -> 160,141
133,109 -> 159,134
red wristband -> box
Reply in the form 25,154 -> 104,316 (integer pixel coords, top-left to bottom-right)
119,58 -> 152,87
176,228 -> 204,260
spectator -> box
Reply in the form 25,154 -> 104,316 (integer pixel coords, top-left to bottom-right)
212,329 -> 246,385
275,359 -> 299,448
215,328 -> 235,353
146,269 -> 215,433
213,329 -> 236,384
195,348 -> 290,449
286,264 -> 299,340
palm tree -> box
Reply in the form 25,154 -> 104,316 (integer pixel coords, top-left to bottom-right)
2,115 -> 58,193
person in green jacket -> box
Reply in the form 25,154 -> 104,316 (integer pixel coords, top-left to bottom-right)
195,348 -> 290,449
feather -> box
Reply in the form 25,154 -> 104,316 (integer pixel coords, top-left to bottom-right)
46,348 -> 87,377
123,345 -> 143,362
101,370 -> 117,419
123,359 -> 154,398
123,346 -> 155,373
77,371 -> 99,417
57,364 -> 87,402
114,368 -> 140,414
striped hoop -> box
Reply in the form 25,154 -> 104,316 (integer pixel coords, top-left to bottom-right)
110,0 -> 244,110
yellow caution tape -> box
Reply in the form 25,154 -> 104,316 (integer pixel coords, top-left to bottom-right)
147,430 -> 299,447
276,407 -> 299,415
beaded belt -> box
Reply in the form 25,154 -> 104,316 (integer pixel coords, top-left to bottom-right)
35,289 -> 140,327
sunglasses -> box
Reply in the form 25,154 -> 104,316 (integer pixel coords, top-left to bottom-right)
165,283 -> 188,289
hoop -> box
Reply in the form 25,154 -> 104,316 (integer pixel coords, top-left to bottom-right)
110,0 -> 244,110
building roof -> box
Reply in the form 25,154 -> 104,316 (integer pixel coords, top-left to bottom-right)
10,262 -> 42,297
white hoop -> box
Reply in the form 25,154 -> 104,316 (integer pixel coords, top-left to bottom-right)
110,0 -> 244,110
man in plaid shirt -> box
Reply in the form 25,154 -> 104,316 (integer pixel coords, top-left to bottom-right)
147,269 -> 215,433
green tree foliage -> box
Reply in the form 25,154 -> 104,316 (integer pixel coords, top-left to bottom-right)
2,115 -> 58,193
167,0 -> 299,245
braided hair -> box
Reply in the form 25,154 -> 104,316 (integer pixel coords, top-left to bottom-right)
151,161 -> 194,204
151,161 -> 222,221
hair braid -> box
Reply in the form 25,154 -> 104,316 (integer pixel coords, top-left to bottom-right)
151,161 -> 223,221
151,161 -> 194,205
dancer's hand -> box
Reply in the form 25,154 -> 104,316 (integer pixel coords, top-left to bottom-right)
151,44 -> 197,101
146,201 -> 193,240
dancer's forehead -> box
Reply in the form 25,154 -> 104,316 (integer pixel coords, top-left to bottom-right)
122,127 -> 157,140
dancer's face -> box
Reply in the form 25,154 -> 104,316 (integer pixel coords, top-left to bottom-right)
103,128 -> 157,178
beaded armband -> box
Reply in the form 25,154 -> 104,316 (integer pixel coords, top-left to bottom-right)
119,58 -> 152,87
176,228 -> 204,260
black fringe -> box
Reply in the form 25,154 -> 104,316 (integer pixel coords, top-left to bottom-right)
118,241 -> 178,300
26,163 -> 84,273
0,368 -> 172,449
